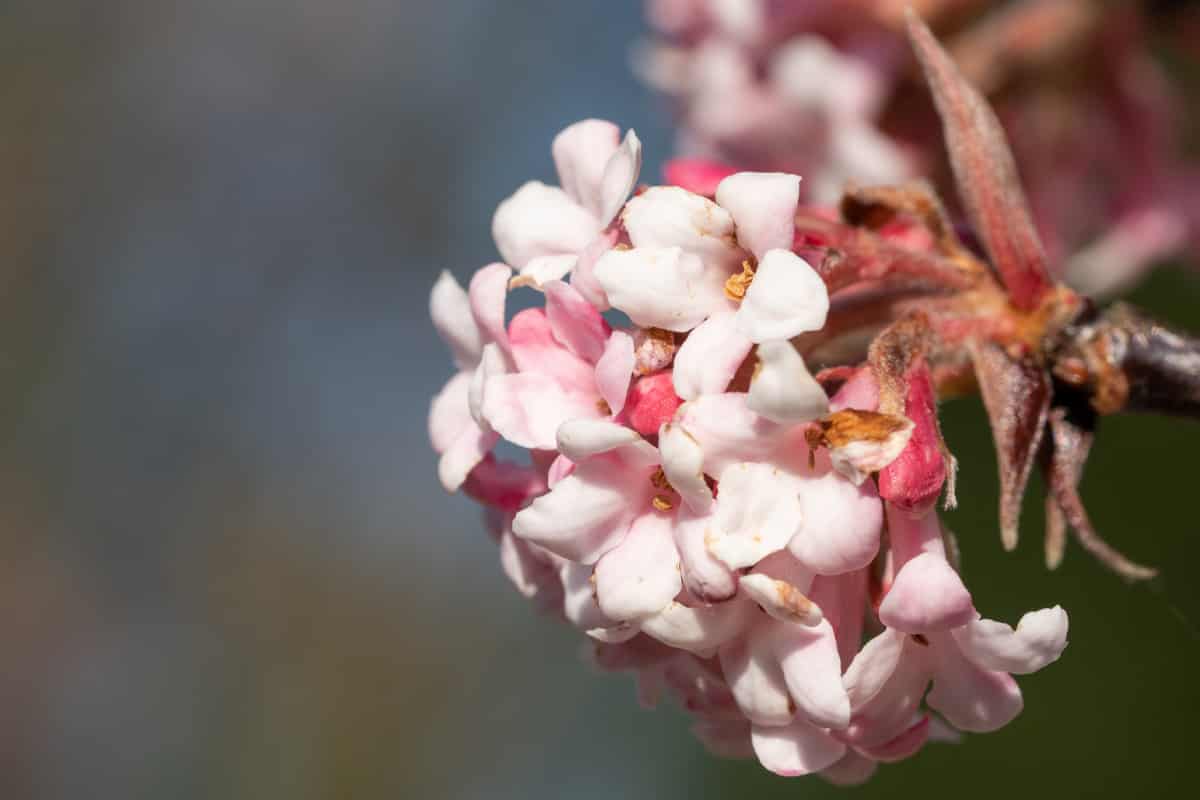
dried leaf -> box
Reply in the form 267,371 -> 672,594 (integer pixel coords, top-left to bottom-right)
796,211 -> 976,294
906,11 -> 1053,310
840,181 -> 977,269
969,341 -> 1051,551
1044,408 -> 1157,581
1039,407 -> 1092,570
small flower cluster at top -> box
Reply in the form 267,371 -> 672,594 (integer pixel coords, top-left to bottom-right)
429,119 -> 1068,782
638,0 -> 1199,296
638,0 -> 911,204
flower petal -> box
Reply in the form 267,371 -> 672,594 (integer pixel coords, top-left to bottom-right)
462,457 -> 545,511
509,308 -> 596,393
879,505 -> 975,633
708,463 -> 804,569
927,714 -> 963,743
736,249 -> 829,343
640,598 -> 751,655
843,629 -> 907,710
559,561 -> 618,631
546,453 -> 574,488
510,254 -> 577,291
598,129 -> 642,226
468,262 -> 512,352
829,366 -> 880,411
492,181 -> 597,268
595,331 -> 635,416
776,619 -> 852,730
659,422 -> 714,514
512,460 -> 643,564
719,629 -> 795,726
810,569 -> 868,669
569,229 -> 619,310
859,715 -> 930,763
879,551 -> 976,634
594,246 -> 730,332
673,505 -> 737,601
844,634 -> 933,750
751,719 -> 846,777
555,418 -> 651,463
587,625 -> 641,645
429,371 -> 472,454
544,279 -> 610,363
739,574 -> 822,627
952,606 -> 1069,675
552,119 -> 621,217
481,371 -> 599,450
927,634 -> 1024,733
671,311 -> 753,401
788,458 -> 882,575
498,530 -> 561,602
675,393 -> 781,473
622,185 -> 743,270
437,424 -> 499,492
430,270 -> 483,369
715,172 -> 801,260
468,343 -> 508,427
747,340 -> 829,423
595,512 -> 682,621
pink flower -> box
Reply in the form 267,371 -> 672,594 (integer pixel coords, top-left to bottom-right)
670,392 -> 884,578
478,280 -> 635,450
493,119 -> 641,293
431,106 -> 1074,783
428,263 -> 511,491
637,9 -> 910,203
844,599 -> 1068,749
594,170 -> 828,348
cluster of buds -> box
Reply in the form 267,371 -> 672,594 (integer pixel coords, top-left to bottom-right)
639,0 -> 1199,296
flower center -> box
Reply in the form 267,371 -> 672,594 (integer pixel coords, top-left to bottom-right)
649,467 -> 678,511
723,259 -> 756,301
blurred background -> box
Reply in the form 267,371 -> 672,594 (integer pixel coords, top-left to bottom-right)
0,1 -> 1196,797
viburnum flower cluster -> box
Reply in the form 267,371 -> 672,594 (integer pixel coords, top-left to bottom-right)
429,116 -> 1069,781
639,0 -> 1199,295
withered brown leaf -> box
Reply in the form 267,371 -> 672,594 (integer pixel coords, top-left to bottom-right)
906,11 -> 1053,311
1043,408 -> 1157,581
969,341 -> 1051,551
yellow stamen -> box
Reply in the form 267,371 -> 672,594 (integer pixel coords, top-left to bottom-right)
649,466 -> 672,491
724,260 -> 756,301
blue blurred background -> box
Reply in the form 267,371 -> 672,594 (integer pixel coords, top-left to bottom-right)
0,1 -> 1195,797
